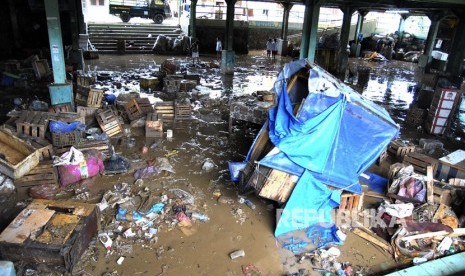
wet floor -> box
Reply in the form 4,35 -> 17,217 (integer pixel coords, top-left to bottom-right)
2,51 -> 465,275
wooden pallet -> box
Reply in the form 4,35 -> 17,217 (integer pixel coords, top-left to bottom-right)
96,109 -> 123,137
14,161 -> 58,188
339,193 -> 363,211
75,88 -> 104,108
51,130 -> 83,147
15,111 -> 49,139
174,100 -> 192,120
154,101 -> 174,122
124,98 -> 154,121
403,152 -> 438,175
387,140 -> 416,160
146,113 -> 163,137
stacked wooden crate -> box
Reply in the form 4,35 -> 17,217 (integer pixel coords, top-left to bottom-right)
174,99 -> 192,120
124,98 -> 154,121
96,109 -> 123,137
146,113 -> 163,137
75,88 -> 104,108
403,152 -> 438,175
387,140 -> 415,160
425,87 -> 461,135
154,101 -> 174,122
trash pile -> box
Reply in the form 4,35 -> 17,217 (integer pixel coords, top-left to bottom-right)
359,32 -> 425,62
230,59 -> 465,274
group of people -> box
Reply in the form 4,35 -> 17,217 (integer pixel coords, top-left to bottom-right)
266,38 -> 278,60
190,36 -> 222,64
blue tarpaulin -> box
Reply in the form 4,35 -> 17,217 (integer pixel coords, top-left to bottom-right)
244,59 -> 399,250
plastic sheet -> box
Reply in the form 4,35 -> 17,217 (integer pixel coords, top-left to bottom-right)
49,120 -> 85,134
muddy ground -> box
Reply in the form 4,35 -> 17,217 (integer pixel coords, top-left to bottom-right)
1,50 -> 464,276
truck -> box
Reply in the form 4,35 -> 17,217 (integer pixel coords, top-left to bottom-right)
109,0 -> 172,24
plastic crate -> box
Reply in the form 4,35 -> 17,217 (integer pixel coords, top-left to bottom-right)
51,130 -> 83,147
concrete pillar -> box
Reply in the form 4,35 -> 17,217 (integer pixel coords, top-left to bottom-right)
189,0 -> 198,38
300,0 -> 323,62
419,12 -> 445,68
336,6 -> 354,80
354,9 -> 367,44
44,0 -> 74,107
397,14 -> 409,42
7,0 -> 21,48
279,3 -> 293,55
446,14 -> 465,77
221,0 -> 237,74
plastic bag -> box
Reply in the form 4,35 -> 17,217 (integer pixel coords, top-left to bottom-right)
49,120 -> 85,133
57,152 -> 105,186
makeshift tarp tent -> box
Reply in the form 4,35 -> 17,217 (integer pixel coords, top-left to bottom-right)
243,59 -> 399,251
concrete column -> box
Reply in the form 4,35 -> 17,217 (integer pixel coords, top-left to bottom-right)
397,14 -> 409,42
279,3 -> 293,56
7,0 -> 21,48
354,9 -> 367,44
300,0 -> 323,62
221,0 -> 237,74
446,15 -> 465,77
44,0 -> 74,107
189,0 -> 198,38
336,6 -> 354,80
419,12 -> 445,68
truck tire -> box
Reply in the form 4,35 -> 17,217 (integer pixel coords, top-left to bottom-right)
153,14 -> 164,24
120,13 -> 131,23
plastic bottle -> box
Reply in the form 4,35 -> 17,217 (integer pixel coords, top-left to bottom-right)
230,249 -> 245,259
99,233 -> 113,253
0,261 -> 15,276
191,212 -> 209,222
239,197 -> 256,210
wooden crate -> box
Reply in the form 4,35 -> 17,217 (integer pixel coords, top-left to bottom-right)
146,113 -> 163,137
387,140 -> 415,159
179,80 -> 197,92
175,100 -> 192,120
0,129 -> 40,179
0,199 -> 99,272
28,137 -> 54,161
154,101 -> 174,121
51,130 -> 83,147
124,98 -> 154,121
339,193 -> 363,211
14,161 -> 58,188
403,152 -> 438,175
433,185 -> 452,206
76,88 -> 104,108
161,60 -> 177,74
140,77 -> 159,90
54,140 -> 110,157
76,75 -> 94,87
258,169 -> 298,203
15,111 -> 49,139
49,103 -> 73,113
163,76 -> 182,93
96,109 -> 123,137
77,106 -> 99,123
47,112 -> 85,124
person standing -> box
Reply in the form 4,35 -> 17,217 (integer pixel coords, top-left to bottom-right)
191,39 -> 199,64
271,38 -> 278,60
216,37 -> 222,61
266,38 -> 272,58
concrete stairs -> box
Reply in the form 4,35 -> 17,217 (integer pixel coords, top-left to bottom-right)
88,23 -> 183,53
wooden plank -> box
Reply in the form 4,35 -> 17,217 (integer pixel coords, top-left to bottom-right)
0,208 -> 55,244
400,230 -> 450,242
258,169 -> 298,202
35,213 -> 80,245
352,228 -> 392,253
427,166 -> 434,204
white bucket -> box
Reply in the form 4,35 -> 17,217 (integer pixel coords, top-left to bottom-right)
166,129 -> 173,138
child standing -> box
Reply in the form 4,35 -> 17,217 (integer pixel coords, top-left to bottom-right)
216,37 -> 222,61
266,38 -> 272,58
191,39 -> 199,64
271,38 -> 278,60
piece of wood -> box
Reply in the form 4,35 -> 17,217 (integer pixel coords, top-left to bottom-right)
386,192 -> 424,204
427,166 -> 434,204
352,228 -> 393,253
0,208 -> 55,244
400,230 -> 450,242
258,169 -> 298,203
433,203 -> 448,221
364,191 -> 390,200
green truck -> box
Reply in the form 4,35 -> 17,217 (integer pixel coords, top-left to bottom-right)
109,0 -> 171,24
